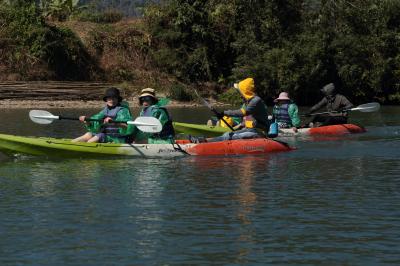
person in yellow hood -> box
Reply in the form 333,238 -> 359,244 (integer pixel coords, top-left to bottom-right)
191,78 -> 270,143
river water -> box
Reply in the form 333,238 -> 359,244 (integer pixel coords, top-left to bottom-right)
0,106 -> 399,265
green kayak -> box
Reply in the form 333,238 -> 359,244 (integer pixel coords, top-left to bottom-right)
173,122 -> 366,137
0,133 -> 186,158
173,122 -> 229,137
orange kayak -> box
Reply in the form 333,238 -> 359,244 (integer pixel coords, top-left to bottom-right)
278,124 -> 366,136
176,138 -> 293,156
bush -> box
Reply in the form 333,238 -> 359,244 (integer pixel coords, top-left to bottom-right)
109,68 -> 135,82
218,87 -> 243,105
168,84 -> 193,101
0,2 -> 101,80
76,10 -> 123,24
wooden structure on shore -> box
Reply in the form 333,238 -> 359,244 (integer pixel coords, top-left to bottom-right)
0,81 -> 115,101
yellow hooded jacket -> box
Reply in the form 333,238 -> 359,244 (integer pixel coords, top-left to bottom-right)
225,78 -> 269,129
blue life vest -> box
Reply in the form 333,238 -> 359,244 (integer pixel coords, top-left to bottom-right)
142,106 -> 175,139
101,106 -> 123,137
274,103 -> 292,127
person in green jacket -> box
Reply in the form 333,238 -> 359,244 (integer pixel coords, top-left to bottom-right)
131,88 -> 175,144
72,87 -> 134,143
272,92 -> 301,133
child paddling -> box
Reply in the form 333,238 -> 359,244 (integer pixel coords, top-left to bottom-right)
72,87 -> 134,143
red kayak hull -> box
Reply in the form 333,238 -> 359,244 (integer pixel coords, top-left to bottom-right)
308,124 -> 365,135
176,138 -> 293,156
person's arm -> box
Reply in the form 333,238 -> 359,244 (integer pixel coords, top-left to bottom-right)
341,96 -> 353,110
84,110 -> 105,133
116,108 -> 134,135
224,97 -> 259,117
223,107 -> 246,117
288,104 -> 301,127
309,97 -> 327,113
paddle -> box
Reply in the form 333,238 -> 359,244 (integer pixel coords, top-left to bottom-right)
29,110 -> 162,133
302,102 -> 380,117
194,90 -> 235,131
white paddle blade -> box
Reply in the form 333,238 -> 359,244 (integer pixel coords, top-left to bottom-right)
128,117 -> 162,133
29,110 -> 59,124
351,102 -> 380,112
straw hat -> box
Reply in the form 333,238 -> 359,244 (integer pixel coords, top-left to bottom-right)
139,88 -> 157,100
274,92 -> 291,102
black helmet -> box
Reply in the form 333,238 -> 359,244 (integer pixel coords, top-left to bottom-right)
103,87 -> 122,102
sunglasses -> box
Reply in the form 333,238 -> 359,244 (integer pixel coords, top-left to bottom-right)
140,96 -> 154,103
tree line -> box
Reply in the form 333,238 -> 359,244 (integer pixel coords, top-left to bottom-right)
1,0 -> 400,104
145,0 -> 400,104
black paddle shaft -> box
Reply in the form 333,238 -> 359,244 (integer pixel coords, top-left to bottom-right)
211,109 -> 235,131
194,90 -> 235,131
301,109 -> 348,117
58,116 -> 125,123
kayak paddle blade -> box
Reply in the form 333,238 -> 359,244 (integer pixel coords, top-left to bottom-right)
29,110 -> 59,124
129,117 -> 162,133
351,102 -> 380,112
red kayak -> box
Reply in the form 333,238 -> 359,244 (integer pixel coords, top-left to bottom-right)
279,124 -> 366,136
176,138 -> 293,156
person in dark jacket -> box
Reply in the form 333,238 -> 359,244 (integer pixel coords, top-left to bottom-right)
308,83 -> 353,126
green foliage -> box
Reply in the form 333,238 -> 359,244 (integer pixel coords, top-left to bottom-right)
144,0 -> 400,104
0,2 -> 100,80
145,0 -> 235,82
167,83 -> 194,101
218,88 -> 243,105
40,0 -> 85,21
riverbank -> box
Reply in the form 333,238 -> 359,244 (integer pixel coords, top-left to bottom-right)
0,99 -> 209,109
0,81 -> 230,109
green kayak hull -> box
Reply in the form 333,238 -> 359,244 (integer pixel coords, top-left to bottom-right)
0,133 -> 185,158
173,122 -> 228,137
173,122 -> 366,137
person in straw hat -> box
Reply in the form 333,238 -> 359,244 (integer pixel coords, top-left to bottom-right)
72,87 -> 134,143
130,88 -> 175,144
272,91 -> 300,133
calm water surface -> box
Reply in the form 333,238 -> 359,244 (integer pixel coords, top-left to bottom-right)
0,106 -> 399,265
